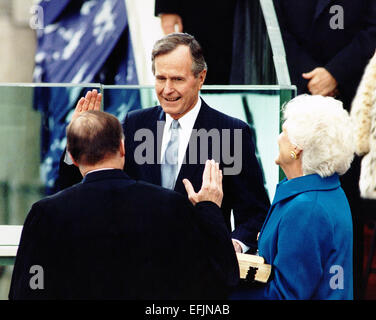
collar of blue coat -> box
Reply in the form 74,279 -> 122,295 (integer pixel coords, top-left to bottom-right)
272,173 -> 341,205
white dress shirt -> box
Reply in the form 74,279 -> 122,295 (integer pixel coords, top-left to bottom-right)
85,168 -> 115,175
160,97 -> 201,177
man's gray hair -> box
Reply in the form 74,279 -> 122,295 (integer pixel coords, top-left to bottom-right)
151,32 -> 207,78
283,94 -> 355,177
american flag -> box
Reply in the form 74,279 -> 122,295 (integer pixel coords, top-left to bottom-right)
32,0 -> 140,194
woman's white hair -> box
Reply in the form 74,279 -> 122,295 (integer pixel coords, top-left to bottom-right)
283,94 -> 355,177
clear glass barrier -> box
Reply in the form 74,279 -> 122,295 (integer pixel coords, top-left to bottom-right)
0,83 -> 101,226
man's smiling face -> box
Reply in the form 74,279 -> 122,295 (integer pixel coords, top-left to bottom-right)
154,45 -> 206,120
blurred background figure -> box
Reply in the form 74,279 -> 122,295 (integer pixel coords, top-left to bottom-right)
155,0 -> 235,85
351,52 -> 376,201
155,0 -> 276,85
350,51 -> 376,299
273,0 -> 376,110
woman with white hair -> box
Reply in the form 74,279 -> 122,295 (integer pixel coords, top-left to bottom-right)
232,94 -> 355,300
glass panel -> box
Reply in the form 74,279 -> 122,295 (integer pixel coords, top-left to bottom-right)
200,86 -> 292,200
0,83 -> 101,225
0,84 -> 41,227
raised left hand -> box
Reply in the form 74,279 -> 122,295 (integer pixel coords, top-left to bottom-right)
183,159 -> 223,208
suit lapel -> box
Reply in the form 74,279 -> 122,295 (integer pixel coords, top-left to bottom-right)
145,107 -> 165,186
313,0 -> 333,21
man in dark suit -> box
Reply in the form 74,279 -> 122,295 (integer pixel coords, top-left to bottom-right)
274,0 -> 376,110
9,110 -> 238,300
58,33 -> 270,255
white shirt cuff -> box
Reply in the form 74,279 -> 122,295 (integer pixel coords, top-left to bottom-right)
232,238 -> 249,253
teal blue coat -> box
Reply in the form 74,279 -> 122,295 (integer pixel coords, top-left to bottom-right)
232,174 -> 353,300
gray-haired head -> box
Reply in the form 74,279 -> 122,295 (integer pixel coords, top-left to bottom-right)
151,32 -> 207,78
282,94 -> 355,177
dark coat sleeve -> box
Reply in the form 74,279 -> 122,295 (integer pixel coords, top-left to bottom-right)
194,201 -> 240,291
226,123 -> 270,252
176,197 -> 239,298
9,203 -> 56,300
324,0 -> 376,92
273,0 -> 321,93
274,0 -> 376,106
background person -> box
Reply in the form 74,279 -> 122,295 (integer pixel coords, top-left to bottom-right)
155,0 -> 236,84
232,95 -> 355,299
273,0 -> 376,110
350,51 -> 376,297
155,0 -> 276,85
351,51 -> 376,201
9,110 -> 238,300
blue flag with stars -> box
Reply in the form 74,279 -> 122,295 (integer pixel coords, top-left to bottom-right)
33,0 -> 140,194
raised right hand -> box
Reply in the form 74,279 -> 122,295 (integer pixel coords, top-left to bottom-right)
71,89 -> 102,123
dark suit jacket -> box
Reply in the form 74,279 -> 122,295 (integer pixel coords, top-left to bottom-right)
274,0 -> 376,109
122,99 -> 270,251
9,169 -> 239,300
57,99 -> 270,252
154,0 -> 236,84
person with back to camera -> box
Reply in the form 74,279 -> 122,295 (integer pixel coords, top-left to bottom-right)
9,110 -> 239,300
231,94 -> 355,300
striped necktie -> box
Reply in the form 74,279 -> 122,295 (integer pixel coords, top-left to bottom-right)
161,120 -> 180,189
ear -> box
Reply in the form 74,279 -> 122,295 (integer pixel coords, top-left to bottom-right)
198,69 -> 207,89
68,152 -> 80,167
119,139 -> 125,157
294,145 -> 303,158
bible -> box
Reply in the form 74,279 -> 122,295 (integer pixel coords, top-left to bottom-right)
236,253 -> 272,283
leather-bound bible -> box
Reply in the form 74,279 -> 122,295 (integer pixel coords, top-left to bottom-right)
236,253 -> 272,283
